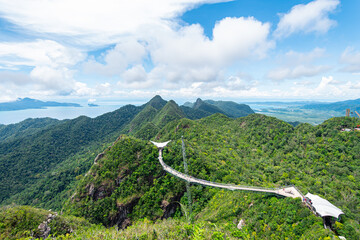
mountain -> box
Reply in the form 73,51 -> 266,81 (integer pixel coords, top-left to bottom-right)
302,98 -> 360,112
1,95 -> 254,210
181,98 -> 254,119
63,114 -> 360,239
0,97 -> 81,111
204,99 -> 255,118
1,96 -> 359,239
124,96 -> 184,140
193,98 -> 225,114
0,117 -> 60,142
0,104 -> 141,209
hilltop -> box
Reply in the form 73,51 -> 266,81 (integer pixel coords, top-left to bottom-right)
0,96 -> 359,239
0,95 -> 254,210
64,114 -> 359,239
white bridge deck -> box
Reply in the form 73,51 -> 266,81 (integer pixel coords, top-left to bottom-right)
154,143 -> 303,199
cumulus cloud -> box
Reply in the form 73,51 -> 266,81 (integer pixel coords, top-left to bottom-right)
340,47 -> 360,73
151,17 -> 272,67
267,65 -> 331,81
0,40 -> 86,95
286,75 -> 360,99
0,71 -> 32,85
83,39 -> 146,76
274,0 -> 339,38
0,40 -> 84,67
0,0 -> 229,46
146,16 -> 273,83
94,16 -> 273,91
121,65 -> 148,83
267,48 -> 331,81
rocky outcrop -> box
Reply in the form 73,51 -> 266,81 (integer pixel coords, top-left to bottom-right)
36,212 -> 58,239
94,153 -> 105,164
110,197 -> 140,229
237,219 -> 245,229
161,193 -> 183,219
87,183 -> 113,201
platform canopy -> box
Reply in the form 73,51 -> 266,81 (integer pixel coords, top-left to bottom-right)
305,193 -> 344,218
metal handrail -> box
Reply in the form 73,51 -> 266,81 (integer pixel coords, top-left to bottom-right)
159,150 -> 284,195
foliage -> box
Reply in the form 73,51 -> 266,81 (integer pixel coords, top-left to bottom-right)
204,100 -> 255,118
65,113 -> 359,239
1,96 -> 359,239
0,104 -> 141,209
0,205 -> 91,240
0,117 -> 60,142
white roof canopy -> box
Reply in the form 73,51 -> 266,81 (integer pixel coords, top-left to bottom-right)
305,193 -> 344,218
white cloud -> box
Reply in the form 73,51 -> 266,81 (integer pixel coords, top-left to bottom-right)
0,71 -> 31,85
147,16 -> 273,83
151,17 -> 272,67
267,48 -> 331,81
0,1 -> 274,100
274,0 -> 339,38
340,47 -> 360,73
92,16 -> 273,90
83,39 -> 146,76
0,0 -> 229,46
0,40 -> 86,95
121,65 -> 148,83
225,76 -> 257,90
287,76 -> 357,99
267,65 -> 330,81
0,40 -> 84,67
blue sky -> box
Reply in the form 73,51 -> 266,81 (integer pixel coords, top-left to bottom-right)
0,0 -> 359,103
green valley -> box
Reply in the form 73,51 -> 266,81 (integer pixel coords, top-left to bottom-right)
0,96 -> 359,239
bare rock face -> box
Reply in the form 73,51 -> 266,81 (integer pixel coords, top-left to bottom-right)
94,153 -> 105,164
110,197 -> 140,229
161,193 -> 183,219
237,219 -> 246,229
36,212 -> 58,239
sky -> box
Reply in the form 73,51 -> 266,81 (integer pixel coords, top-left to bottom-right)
0,0 -> 359,104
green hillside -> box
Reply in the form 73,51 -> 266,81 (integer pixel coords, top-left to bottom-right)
302,98 -> 360,112
0,117 -> 60,142
63,114 -> 360,239
181,98 -> 254,120
0,205 -> 91,239
204,100 -> 255,118
1,96 -> 358,239
0,104 -> 141,209
0,96 -> 254,211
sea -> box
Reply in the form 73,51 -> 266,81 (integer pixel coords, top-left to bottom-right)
0,105 -> 123,125
0,101 -> 312,125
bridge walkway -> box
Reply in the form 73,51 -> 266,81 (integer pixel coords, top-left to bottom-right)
156,147 -> 303,199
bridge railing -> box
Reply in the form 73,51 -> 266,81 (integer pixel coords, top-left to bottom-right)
159,151 -> 283,193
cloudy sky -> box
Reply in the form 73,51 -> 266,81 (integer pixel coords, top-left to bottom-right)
0,0 -> 359,103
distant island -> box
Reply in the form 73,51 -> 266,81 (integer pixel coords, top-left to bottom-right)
88,103 -> 99,107
0,98 -> 81,111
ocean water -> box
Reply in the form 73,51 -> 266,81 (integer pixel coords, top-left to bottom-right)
0,105 -> 122,125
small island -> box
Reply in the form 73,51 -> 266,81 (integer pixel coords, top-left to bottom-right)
0,98 -> 81,111
88,103 -> 99,107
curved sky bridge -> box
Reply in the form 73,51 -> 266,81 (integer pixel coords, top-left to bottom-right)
151,141 -> 303,199
150,140 -> 345,232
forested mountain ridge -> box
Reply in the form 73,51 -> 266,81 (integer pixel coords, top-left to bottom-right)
0,117 -> 60,142
0,104 -> 141,208
64,114 -> 359,239
0,96 -> 254,210
182,98 -> 255,119
1,96 -> 359,239
302,98 -> 360,112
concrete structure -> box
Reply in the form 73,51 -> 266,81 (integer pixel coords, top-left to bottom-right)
305,193 -> 344,229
